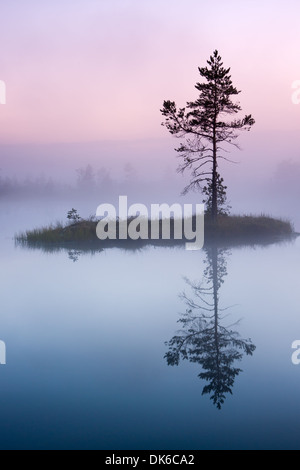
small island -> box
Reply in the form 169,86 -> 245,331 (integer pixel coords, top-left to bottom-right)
15,213 -> 296,252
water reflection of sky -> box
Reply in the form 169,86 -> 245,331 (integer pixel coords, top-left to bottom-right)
1,203 -> 300,449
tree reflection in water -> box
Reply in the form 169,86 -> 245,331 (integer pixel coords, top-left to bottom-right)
165,246 -> 256,409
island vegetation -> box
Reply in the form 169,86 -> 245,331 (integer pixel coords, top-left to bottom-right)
15,212 -> 295,251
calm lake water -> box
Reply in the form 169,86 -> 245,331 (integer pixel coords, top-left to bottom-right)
1,200 -> 300,450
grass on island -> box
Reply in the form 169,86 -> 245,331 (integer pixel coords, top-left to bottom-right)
205,214 -> 294,242
17,220 -> 97,244
15,214 -> 295,250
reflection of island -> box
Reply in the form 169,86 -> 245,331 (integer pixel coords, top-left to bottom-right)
165,246 -> 256,409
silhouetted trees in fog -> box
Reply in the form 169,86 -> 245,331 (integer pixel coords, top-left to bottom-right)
0,165 -> 115,199
0,171 -> 59,198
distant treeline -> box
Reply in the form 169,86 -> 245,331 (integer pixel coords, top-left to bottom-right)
0,164 -> 155,199
2,159 -> 300,201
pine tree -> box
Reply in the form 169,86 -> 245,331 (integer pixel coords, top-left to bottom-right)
161,50 -> 255,222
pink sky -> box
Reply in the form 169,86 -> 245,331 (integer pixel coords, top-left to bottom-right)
0,0 -> 299,145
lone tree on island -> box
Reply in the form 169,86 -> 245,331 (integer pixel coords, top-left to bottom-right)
161,50 -> 255,222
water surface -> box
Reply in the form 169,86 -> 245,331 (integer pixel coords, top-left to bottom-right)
1,200 -> 300,449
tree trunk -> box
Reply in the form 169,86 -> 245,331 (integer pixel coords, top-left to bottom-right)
211,81 -> 218,224
211,133 -> 218,223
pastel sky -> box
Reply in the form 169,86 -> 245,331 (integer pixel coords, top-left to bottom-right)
0,0 -> 299,145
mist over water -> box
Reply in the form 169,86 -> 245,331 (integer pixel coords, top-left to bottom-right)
1,134 -> 300,231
